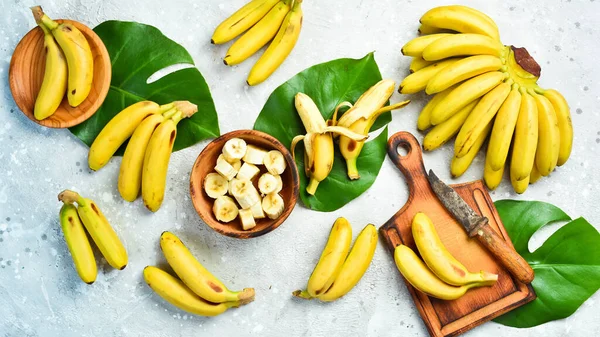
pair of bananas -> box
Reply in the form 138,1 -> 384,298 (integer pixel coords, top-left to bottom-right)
30,6 -> 93,120
58,190 -> 127,284
291,80 -> 409,195
88,100 -> 197,212
394,213 -> 497,300
212,0 -> 303,85
294,218 -> 377,301
144,232 -> 255,316
399,5 -> 573,193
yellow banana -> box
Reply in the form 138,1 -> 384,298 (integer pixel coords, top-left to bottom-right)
34,7 -> 93,107
399,58 -> 460,94
542,89 -> 573,166
32,17 -> 67,120
430,71 -> 505,125
293,217 -> 353,299
394,245 -> 494,300
58,190 -> 127,270
59,203 -> 97,284
529,163 -> 542,184
401,33 -> 453,57
425,55 -> 504,94
511,173 -> 530,194
531,91 -> 560,176
418,24 -> 455,35
422,33 -> 504,61
412,213 -> 497,286
211,0 -> 280,44
450,122 -> 492,177
417,84 -> 457,131
144,266 -> 244,316
423,99 -> 478,151
223,0 -> 292,66
455,82 -> 511,157
409,57 -> 434,73
247,0 -> 302,86
419,5 -> 500,41
160,232 -> 255,304
486,85 -> 522,171
484,154 -> 505,190
510,89 -> 538,181
318,224 -> 377,302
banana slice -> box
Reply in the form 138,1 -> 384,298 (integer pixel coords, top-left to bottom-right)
243,144 -> 268,165
229,178 -> 261,209
237,162 -> 260,181
258,173 -> 279,195
239,208 -> 256,230
204,173 -> 228,199
223,138 -> 247,162
262,193 -> 285,219
213,195 -> 239,223
218,154 -> 242,171
274,174 -> 283,193
250,201 -> 266,219
214,157 -> 238,181
264,150 -> 286,175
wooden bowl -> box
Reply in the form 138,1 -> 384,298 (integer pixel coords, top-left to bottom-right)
9,19 -> 111,128
190,130 -> 299,239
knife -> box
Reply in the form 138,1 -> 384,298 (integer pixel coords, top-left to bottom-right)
426,170 -> 534,284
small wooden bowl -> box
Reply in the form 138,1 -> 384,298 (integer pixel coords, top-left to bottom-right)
9,20 -> 111,128
190,130 -> 299,239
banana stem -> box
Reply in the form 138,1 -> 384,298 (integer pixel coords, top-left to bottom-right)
159,103 -> 175,113
169,111 -> 185,125
292,290 -> 312,300
346,158 -> 360,180
32,6 -> 59,31
162,107 -> 178,119
236,288 -> 256,306
306,178 -> 320,195
172,101 -> 198,118
58,189 -> 82,205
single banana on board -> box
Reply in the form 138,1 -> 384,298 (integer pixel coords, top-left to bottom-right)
211,0 -> 280,44
160,232 -> 255,304
401,33 -> 453,57
422,33 -> 504,61
530,90 -> 560,177
58,202 -> 97,284
293,218 -> 353,299
399,58 -> 460,94
486,84 -> 522,171
425,55 -> 504,95
58,190 -> 127,270
541,89 -> 573,166
419,5 -> 500,41
32,6 -> 93,107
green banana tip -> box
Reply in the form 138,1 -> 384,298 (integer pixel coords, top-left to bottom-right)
292,290 -> 312,300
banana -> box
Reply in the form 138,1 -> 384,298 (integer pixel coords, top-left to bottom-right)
511,173 -> 530,194
422,34 -> 504,61
419,5 -> 500,41
215,156 -> 239,181
483,154 -> 505,190
264,150 -> 286,175
58,190 -> 127,270
33,7 -> 93,107
412,213 -> 498,286
401,33 -> 453,57
529,163 -> 542,184
213,195 -> 239,222
160,232 -> 255,303
211,0 -> 280,44
394,245 -> 494,301
542,89 -> 573,166
204,173 -> 229,199
250,200 -> 266,219
318,224 -> 377,302
223,138 -> 247,162
238,208 -> 256,230
409,57 -> 434,73
418,24 -> 455,35
450,122 -> 492,177
247,0 -> 303,85
425,55 -> 504,95
423,99 -> 478,151
531,91 -> 560,176
243,145 -> 269,165
143,266 -> 243,316
510,89 -> 539,181
293,217 -> 353,299
236,162 -> 261,181
58,203 -> 97,284
455,82 -> 511,158
32,18 -> 67,120
417,85 -> 458,131
430,71 -> 505,125
224,0 -> 292,66
399,58 -> 460,94
486,85 -> 522,171
262,192 -> 285,219
229,178 -> 261,209
258,173 -> 279,194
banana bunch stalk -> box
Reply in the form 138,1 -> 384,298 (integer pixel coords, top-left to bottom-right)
293,218 -> 377,301
57,190 -> 128,283
144,232 -> 254,317
212,0 -> 303,85
399,5 -> 573,193
30,6 -> 94,120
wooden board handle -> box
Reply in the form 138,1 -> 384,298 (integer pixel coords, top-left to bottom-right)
387,132 -> 430,198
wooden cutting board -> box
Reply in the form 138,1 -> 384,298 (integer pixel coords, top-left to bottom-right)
379,132 -> 535,337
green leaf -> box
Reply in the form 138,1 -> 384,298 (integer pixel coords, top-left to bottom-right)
253,53 -> 391,212
69,21 -> 219,153
493,200 -> 600,328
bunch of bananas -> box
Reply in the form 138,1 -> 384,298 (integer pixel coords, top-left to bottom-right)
144,232 -> 255,316
399,5 -> 573,193
293,218 -> 377,301
212,0 -> 303,85
30,6 -> 93,120
394,213 -> 497,300
291,80 -> 409,195
88,100 -> 197,212
58,190 -> 128,284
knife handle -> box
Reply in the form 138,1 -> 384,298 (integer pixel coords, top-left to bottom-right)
475,224 -> 535,284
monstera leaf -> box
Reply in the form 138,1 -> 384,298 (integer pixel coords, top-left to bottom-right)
254,53 -> 393,212
70,21 -> 219,153
494,200 -> 600,328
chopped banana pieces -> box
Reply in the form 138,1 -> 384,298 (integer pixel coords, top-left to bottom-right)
204,173 -> 228,199
243,144 -> 268,165
222,138 -> 247,162
214,158 -> 238,181
264,150 -> 286,175
213,195 -> 239,222
262,193 -> 285,220
250,201 -> 266,219
230,178 -> 261,209
239,209 -> 256,230
237,162 -> 261,181
258,173 -> 278,195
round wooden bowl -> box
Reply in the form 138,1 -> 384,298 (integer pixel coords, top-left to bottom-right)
9,20 -> 111,128
190,130 -> 299,239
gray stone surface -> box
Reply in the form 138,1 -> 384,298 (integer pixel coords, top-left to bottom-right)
1,0 -> 599,336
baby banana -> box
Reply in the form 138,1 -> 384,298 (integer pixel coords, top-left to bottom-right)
58,203 -> 97,284
399,58 -> 460,94
486,84 -> 522,171
58,190 -> 127,270
160,232 -> 255,304
484,153 -> 505,190
423,99 -> 478,151
401,33 -> 453,57
542,89 -> 573,166
211,0 -> 280,44
419,5 -> 500,41
531,91 -> 560,176
425,55 -> 504,95
450,122 -> 492,177
421,34 -> 504,61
